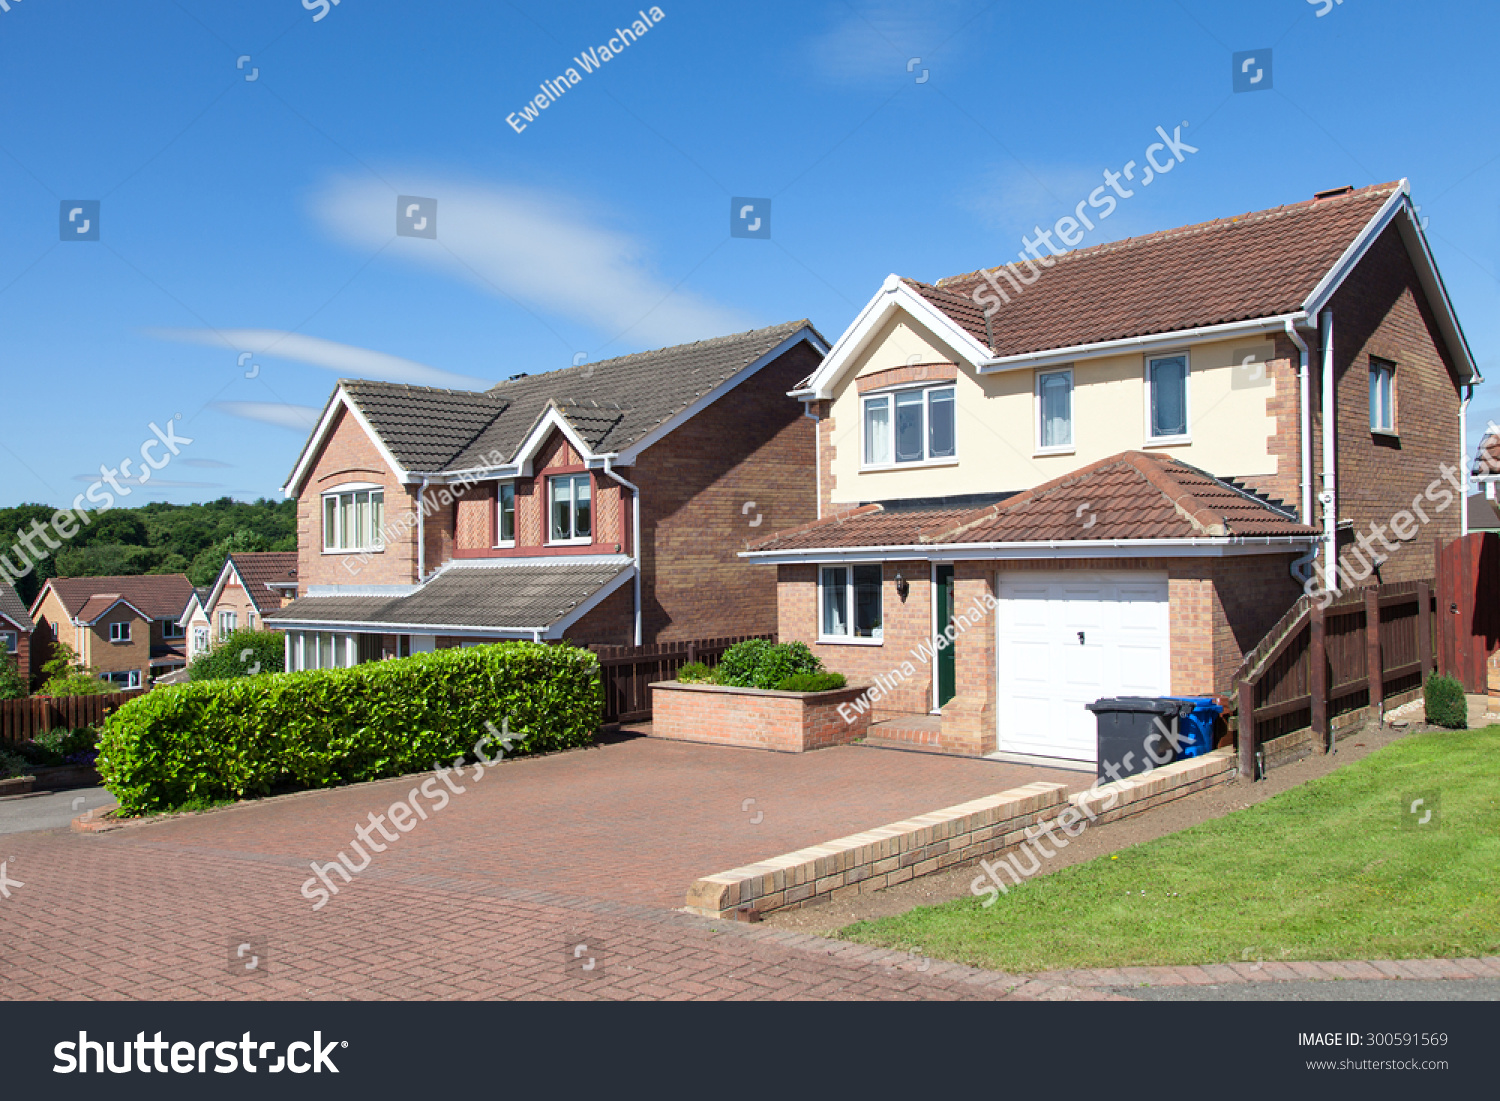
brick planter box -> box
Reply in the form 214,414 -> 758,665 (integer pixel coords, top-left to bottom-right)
0,776 -> 35,797
649,680 -> 872,753
30,763 -> 100,792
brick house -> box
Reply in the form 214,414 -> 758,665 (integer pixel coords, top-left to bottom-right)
266,321 -> 827,665
746,182 -> 1479,762
0,580 -> 35,687
201,552 -> 298,646
29,574 -> 196,688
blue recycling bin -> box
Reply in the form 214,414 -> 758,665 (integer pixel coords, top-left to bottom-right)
1168,696 -> 1223,758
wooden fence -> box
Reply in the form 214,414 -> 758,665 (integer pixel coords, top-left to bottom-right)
1235,580 -> 1435,776
0,690 -> 145,745
590,634 -> 774,724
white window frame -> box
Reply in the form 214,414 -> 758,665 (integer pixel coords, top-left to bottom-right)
193,626 -> 210,655
860,384 -> 958,470
159,617 -> 184,640
495,481 -> 517,548
0,630 -> 16,654
321,483 -> 386,554
1144,352 -> 1192,445
101,670 -> 141,690
219,610 -> 237,638
109,621 -> 131,643
1034,367 -> 1075,454
1370,361 -> 1396,434
548,473 -> 592,545
817,563 -> 884,645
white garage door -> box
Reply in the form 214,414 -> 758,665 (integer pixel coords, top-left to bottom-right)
996,571 -> 1170,763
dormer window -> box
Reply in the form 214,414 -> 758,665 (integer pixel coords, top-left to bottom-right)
862,385 -> 956,467
549,474 -> 592,543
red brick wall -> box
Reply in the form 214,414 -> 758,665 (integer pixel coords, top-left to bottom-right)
1321,223 -> 1464,585
650,681 -> 870,753
631,342 -> 822,642
565,580 -> 637,647
1238,337 -> 1305,512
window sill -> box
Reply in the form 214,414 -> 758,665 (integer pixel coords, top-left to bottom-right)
493,540 -> 517,550
546,539 -> 594,547
1143,435 -> 1192,448
859,458 -> 959,473
321,548 -> 384,556
1034,446 -> 1075,457
816,635 -> 885,646
1371,428 -> 1400,440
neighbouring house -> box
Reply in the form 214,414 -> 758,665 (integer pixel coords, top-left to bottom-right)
1465,495 -> 1500,534
0,580 -> 36,687
179,587 -> 214,661
30,574 -> 196,689
201,551 -> 298,645
265,321 -> 828,667
746,181 -> 1479,762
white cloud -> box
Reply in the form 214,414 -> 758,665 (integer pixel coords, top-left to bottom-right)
802,1 -> 987,86
212,401 -> 322,432
310,175 -> 752,348
70,475 -> 224,489
150,329 -> 492,390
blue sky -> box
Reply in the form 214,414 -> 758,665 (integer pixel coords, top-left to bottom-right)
1,0 -> 1496,507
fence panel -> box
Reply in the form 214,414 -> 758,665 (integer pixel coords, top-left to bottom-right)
590,634 -> 774,724
0,690 -> 145,746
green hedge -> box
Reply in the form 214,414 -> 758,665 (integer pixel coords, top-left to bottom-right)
188,628 -> 286,681
775,672 -> 847,692
99,642 -> 601,816
715,639 -> 821,690
1424,672 -> 1467,729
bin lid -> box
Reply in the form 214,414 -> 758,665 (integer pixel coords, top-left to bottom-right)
1085,696 -> 1196,715
1169,695 -> 1225,713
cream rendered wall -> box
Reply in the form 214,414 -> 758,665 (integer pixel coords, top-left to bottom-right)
828,310 -> 1280,503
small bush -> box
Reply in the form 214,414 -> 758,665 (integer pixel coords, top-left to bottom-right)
0,653 -> 26,701
677,661 -> 713,684
775,672 -> 848,693
99,641 -> 602,816
716,639 -> 822,690
1424,672 -> 1467,729
188,629 -> 286,682
0,749 -> 28,780
14,727 -> 99,768
37,642 -> 112,697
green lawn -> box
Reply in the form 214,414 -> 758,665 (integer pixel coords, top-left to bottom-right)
841,727 -> 1500,971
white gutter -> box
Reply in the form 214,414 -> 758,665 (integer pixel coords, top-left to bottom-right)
1319,310 -> 1337,589
1283,318 -> 1313,525
601,458 -> 643,646
1461,384 -> 1473,535
741,535 -> 1320,565
977,314 -> 1306,374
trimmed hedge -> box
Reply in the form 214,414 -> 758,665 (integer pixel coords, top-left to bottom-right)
1424,672 -> 1467,729
775,672 -> 848,692
715,639 -> 821,690
188,629 -> 286,681
99,642 -> 601,816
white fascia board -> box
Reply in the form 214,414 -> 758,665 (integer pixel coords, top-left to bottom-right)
282,387 -> 411,498
1301,183 -> 1408,320
0,611 -> 27,632
175,594 -> 203,629
617,326 -> 830,464
978,315 -> 1305,374
81,597 -> 153,626
202,557 -> 243,617
265,619 -> 544,637
503,405 -> 598,477
438,554 -> 633,572
741,535 -> 1321,565
797,278 -> 992,401
542,564 -> 636,639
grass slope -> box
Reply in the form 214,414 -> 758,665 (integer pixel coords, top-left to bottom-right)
841,727 -> 1500,971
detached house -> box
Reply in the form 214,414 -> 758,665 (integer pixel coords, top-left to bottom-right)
267,321 -> 827,666
747,182 -> 1478,762
202,552 -> 298,644
30,574 -> 196,689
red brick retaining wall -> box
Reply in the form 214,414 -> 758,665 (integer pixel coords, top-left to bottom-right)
649,680 -> 871,753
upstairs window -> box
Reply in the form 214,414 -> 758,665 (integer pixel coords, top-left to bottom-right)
549,474 -> 592,543
0,631 -> 16,654
1036,369 -> 1073,450
497,482 -> 517,545
1370,361 -> 1395,432
160,617 -> 184,640
109,622 -> 131,643
218,611 -> 237,637
862,385 -> 956,466
1147,354 -> 1189,440
322,487 -> 385,552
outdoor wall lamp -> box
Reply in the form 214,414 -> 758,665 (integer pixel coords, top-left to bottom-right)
895,571 -> 909,602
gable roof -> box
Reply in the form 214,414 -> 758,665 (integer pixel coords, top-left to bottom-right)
209,552 -> 299,617
745,451 -> 1317,558
35,574 -> 196,623
1472,433 -> 1500,479
284,321 -> 828,494
0,581 -> 33,633
75,595 -> 151,625
800,180 -> 1478,395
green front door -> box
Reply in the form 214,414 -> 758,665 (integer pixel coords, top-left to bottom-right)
936,564 -> 956,707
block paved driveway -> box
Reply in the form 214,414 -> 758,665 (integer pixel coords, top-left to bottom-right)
0,733 -> 1096,1001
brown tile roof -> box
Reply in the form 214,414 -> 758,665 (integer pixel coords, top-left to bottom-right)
918,183 -> 1399,358
1471,433 -> 1500,478
747,452 -> 1316,553
229,552 -> 299,615
41,574 -> 196,622
0,581 -> 33,632
331,320 -> 825,476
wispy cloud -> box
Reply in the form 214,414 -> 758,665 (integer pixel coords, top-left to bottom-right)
149,329 -> 492,390
179,457 -> 233,468
70,475 -> 225,489
802,1 -> 989,86
211,401 -> 322,432
310,175 -> 752,348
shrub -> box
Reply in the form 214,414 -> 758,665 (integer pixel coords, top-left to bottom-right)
1424,672 -> 1467,729
15,727 -> 98,768
188,629 -> 286,682
38,643 -> 112,697
0,653 -> 26,701
677,661 -> 713,684
0,749 -> 27,780
775,672 -> 848,693
716,639 -> 822,690
99,641 -> 601,816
